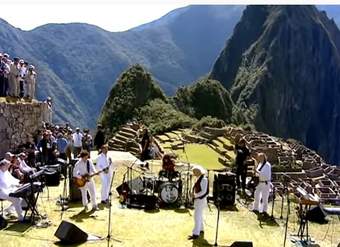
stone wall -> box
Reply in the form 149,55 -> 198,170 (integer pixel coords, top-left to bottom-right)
0,101 -> 51,157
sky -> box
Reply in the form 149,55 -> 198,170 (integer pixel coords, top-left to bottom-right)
0,0 -> 339,32
0,1 -> 188,32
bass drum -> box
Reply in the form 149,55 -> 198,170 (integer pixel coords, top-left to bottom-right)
159,182 -> 179,204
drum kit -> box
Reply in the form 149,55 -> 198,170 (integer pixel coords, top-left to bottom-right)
122,160 -> 193,208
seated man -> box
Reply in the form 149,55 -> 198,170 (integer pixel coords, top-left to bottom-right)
9,155 -> 25,183
159,154 -> 180,182
18,153 -> 35,174
0,159 -> 24,221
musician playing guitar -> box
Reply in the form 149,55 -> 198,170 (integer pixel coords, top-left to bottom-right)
72,150 -> 98,211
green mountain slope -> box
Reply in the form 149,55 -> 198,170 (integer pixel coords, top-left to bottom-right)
0,5 -> 243,127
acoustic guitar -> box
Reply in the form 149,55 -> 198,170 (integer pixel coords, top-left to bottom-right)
73,167 -> 109,188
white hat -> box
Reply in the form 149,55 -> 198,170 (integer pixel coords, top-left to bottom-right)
0,159 -> 10,166
191,164 -> 206,174
5,152 -> 14,157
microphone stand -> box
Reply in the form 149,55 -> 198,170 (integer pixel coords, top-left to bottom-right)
181,141 -> 192,208
270,186 -> 275,220
106,170 -> 121,247
283,186 -> 291,247
214,198 -> 221,246
60,161 -> 69,220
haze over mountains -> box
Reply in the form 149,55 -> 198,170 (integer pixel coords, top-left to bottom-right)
0,5 -> 243,127
210,5 -> 340,164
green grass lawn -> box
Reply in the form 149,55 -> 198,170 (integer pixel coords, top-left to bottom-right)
174,143 -> 225,171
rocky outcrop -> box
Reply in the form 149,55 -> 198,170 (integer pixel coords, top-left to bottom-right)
210,5 -> 340,164
0,101 -> 50,157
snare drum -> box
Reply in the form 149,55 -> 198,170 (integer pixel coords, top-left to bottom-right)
159,182 -> 179,204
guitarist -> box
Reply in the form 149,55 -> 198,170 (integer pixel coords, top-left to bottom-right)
73,150 -> 98,211
97,144 -> 116,204
252,153 -> 272,217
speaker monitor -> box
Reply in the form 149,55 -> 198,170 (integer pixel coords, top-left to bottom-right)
213,173 -> 236,207
0,215 -> 8,230
55,220 -> 88,244
230,241 -> 253,247
306,206 -> 328,224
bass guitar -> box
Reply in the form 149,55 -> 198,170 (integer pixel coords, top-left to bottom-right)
73,167 -> 109,188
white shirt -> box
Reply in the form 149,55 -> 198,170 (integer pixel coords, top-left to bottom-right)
20,66 -> 27,78
0,170 -> 20,195
96,153 -> 117,172
73,159 -> 96,179
256,161 -> 271,182
72,132 -> 83,147
19,158 -> 34,173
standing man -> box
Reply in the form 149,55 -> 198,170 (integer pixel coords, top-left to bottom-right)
0,159 -> 24,221
72,151 -> 98,211
234,138 -> 250,195
72,128 -> 83,158
0,56 -> 10,96
94,124 -> 105,152
252,153 -> 272,217
9,57 -> 20,97
25,65 -> 36,99
96,144 -> 116,204
56,132 -> 68,162
188,165 -> 209,240
82,129 -> 93,153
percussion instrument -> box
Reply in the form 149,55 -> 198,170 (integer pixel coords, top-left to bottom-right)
159,182 -> 180,204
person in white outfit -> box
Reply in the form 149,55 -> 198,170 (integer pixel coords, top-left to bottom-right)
96,144 -> 116,204
72,128 -> 83,158
252,153 -> 272,216
188,165 -> 208,240
72,150 -> 98,211
0,159 -> 24,221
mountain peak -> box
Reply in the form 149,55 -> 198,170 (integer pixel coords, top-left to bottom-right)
210,5 -> 340,164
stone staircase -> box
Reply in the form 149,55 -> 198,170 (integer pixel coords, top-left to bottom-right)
108,123 -> 140,156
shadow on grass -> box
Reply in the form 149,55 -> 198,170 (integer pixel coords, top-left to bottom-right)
258,215 -> 280,227
4,222 -> 31,233
192,237 -> 229,247
70,209 -> 98,223
54,240 -> 84,246
220,205 -> 239,212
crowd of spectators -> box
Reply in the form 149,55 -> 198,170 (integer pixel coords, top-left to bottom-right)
0,52 -> 37,99
1,122 -> 107,184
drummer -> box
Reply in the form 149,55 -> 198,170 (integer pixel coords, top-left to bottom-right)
159,154 -> 178,180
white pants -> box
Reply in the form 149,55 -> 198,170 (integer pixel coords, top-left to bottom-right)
192,198 -> 206,236
80,180 -> 97,208
100,171 -> 114,201
253,182 -> 270,213
0,189 -> 24,220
